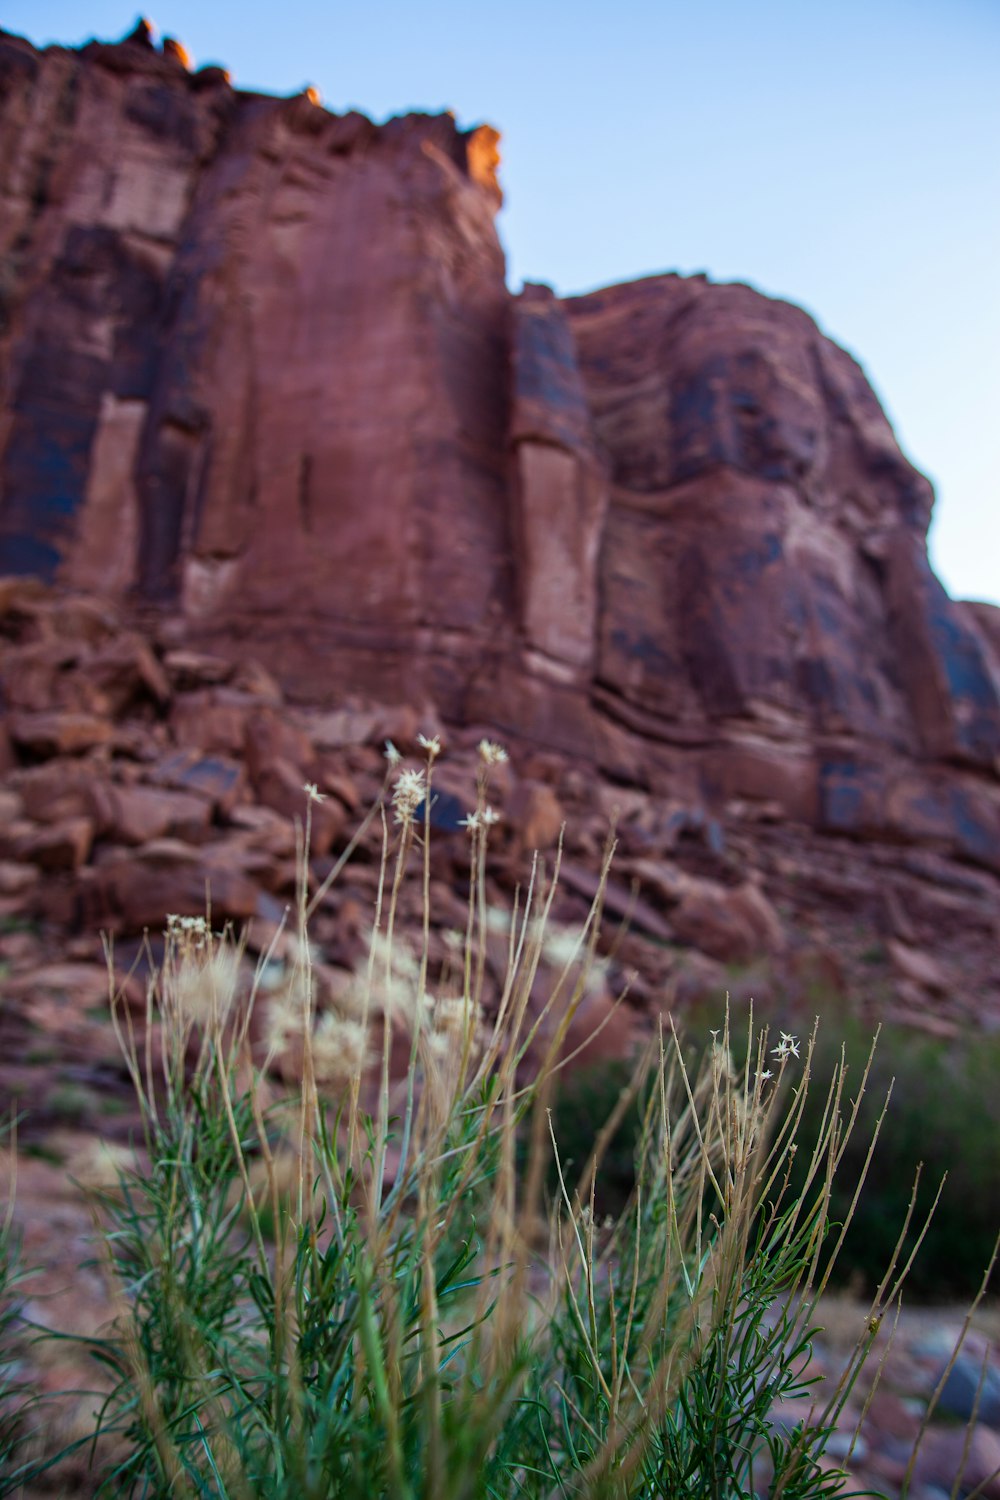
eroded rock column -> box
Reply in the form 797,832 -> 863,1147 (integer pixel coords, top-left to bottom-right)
511,284 -> 608,673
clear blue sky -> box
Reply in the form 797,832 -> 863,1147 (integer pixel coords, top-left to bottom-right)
11,0 -> 1000,604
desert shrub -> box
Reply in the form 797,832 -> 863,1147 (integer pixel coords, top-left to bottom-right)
4,740 -> 994,1497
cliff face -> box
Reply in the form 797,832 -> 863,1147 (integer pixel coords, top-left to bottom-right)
1,23 -> 998,905
0,24 -> 510,643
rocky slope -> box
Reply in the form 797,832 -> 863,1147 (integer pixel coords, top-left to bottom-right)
0,18 -> 998,1024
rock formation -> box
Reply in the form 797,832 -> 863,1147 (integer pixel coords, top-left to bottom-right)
0,20 -> 998,1030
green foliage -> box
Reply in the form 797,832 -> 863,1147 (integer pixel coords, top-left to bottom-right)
789,1018 -> 1000,1299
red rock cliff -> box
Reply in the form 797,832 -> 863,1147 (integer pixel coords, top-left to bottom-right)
1,21 -> 998,883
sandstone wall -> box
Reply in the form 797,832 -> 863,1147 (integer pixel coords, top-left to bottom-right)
1,21 -> 998,891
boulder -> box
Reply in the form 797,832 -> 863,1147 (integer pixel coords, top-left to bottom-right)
505,781 -> 565,852
0,859 -> 36,895
908,1425 -> 1000,1500
86,838 -> 261,931
18,816 -> 94,872
7,712 -> 113,758
72,633 -> 171,715
169,691 -> 252,755
147,751 -> 246,815
99,784 -> 214,845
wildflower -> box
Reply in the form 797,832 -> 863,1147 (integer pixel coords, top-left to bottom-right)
757,1068 -> 773,1083
771,1032 -> 800,1062
460,805 -> 500,834
167,913 -> 209,951
781,1030 -> 801,1058
384,740 -> 402,766
392,767 -> 425,826
417,731 -> 441,760
477,739 -> 508,766
303,781 -> 327,803
167,914 -> 209,937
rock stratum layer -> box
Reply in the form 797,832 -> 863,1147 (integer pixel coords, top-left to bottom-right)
1,22 -> 999,1024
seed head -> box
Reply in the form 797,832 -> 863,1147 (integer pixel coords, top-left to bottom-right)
434,994 -> 482,1040
173,946 -> 241,1026
265,976 -> 309,1059
311,1012 -> 369,1090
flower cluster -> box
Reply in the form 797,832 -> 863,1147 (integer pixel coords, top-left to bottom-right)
478,739 -> 508,766
167,913 -> 209,937
166,913 -> 210,951
459,806 -> 500,834
392,767 -> 426,827
771,1031 -> 801,1063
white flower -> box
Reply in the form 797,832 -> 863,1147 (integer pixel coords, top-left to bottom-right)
303,781 -> 327,803
384,740 -> 402,766
167,914 -> 209,945
757,1068 -> 773,1083
392,767 -> 426,826
417,732 -> 441,760
460,805 -> 500,834
477,739 -> 508,766
771,1032 -> 800,1063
